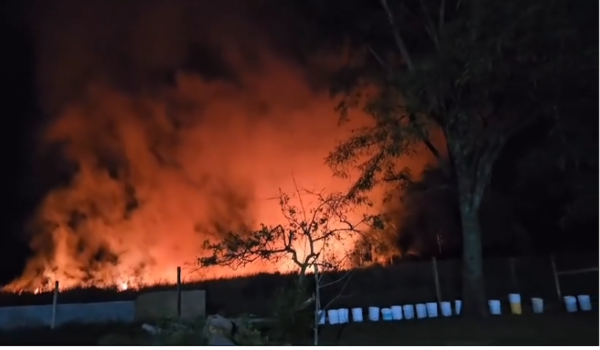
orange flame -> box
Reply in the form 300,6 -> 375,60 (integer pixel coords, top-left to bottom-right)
5,0 -> 433,294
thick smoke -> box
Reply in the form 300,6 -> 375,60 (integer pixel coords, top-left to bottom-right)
8,0 -> 430,291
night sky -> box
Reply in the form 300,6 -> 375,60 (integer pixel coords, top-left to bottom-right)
1,0 -> 38,284
0,0 -> 597,288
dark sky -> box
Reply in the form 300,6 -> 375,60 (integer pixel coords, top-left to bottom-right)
0,0 -> 596,288
1,0 -> 37,284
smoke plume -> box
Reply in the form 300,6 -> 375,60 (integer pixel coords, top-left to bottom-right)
8,0 -> 431,291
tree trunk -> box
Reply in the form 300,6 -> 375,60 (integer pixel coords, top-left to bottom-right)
447,131 -> 500,316
313,266 -> 321,345
313,280 -> 320,346
458,199 -> 488,316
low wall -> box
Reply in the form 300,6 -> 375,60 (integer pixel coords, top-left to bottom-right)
0,301 -> 136,330
0,289 -> 207,330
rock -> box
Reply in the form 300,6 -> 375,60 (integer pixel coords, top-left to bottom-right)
204,315 -> 234,335
204,314 -> 237,345
141,323 -> 161,334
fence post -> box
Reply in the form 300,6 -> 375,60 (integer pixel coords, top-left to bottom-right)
550,254 -> 562,301
508,257 -> 519,292
432,257 -> 442,305
176,266 -> 182,319
50,281 -> 59,330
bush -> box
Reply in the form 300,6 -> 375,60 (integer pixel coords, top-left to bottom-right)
270,280 -> 313,344
155,317 -> 207,345
97,317 -> 207,345
98,315 -> 270,346
233,315 -> 269,345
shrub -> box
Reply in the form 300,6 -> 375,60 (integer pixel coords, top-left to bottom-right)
270,280 -> 313,344
233,315 -> 269,345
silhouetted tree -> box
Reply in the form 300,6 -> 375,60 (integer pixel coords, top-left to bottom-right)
322,0 -> 596,315
199,187 -> 380,344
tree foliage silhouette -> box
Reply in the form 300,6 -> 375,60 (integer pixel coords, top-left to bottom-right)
323,0 -> 595,315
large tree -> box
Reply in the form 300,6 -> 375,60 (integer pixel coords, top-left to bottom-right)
320,0 -> 596,315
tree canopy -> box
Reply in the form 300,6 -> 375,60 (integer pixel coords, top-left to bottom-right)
312,0 -> 598,315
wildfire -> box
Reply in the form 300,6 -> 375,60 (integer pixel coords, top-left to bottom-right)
5,229 -> 358,295
4,0 -> 433,295
16,283 -> 130,295
119,282 -> 129,291
9,274 -> 147,295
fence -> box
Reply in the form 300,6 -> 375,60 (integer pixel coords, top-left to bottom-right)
153,254 -> 596,316
550,254 -> 599,301
0,253 -> 596,327
0,301 -> 135,330
0,267 -> 186,330
186,254 -> 597,315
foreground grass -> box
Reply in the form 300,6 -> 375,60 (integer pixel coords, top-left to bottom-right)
0,312 -> 596,345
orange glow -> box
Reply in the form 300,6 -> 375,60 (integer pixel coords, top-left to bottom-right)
4,0 -> 434,294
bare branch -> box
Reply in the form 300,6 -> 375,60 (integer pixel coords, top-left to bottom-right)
198,186 -> 369,284
439,0 -> 446,33
379,0 -> 415,72
322,271 -> 354,311
319,269 -> 353,289
371,1 -> 448,175
291,173 -> 308,223
419,0 -> 440,49
368,46 -> 392,76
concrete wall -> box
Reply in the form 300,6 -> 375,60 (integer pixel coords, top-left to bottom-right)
0,301 -> 136,330
135,290 -> 206,320
0,289 -> 207,330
